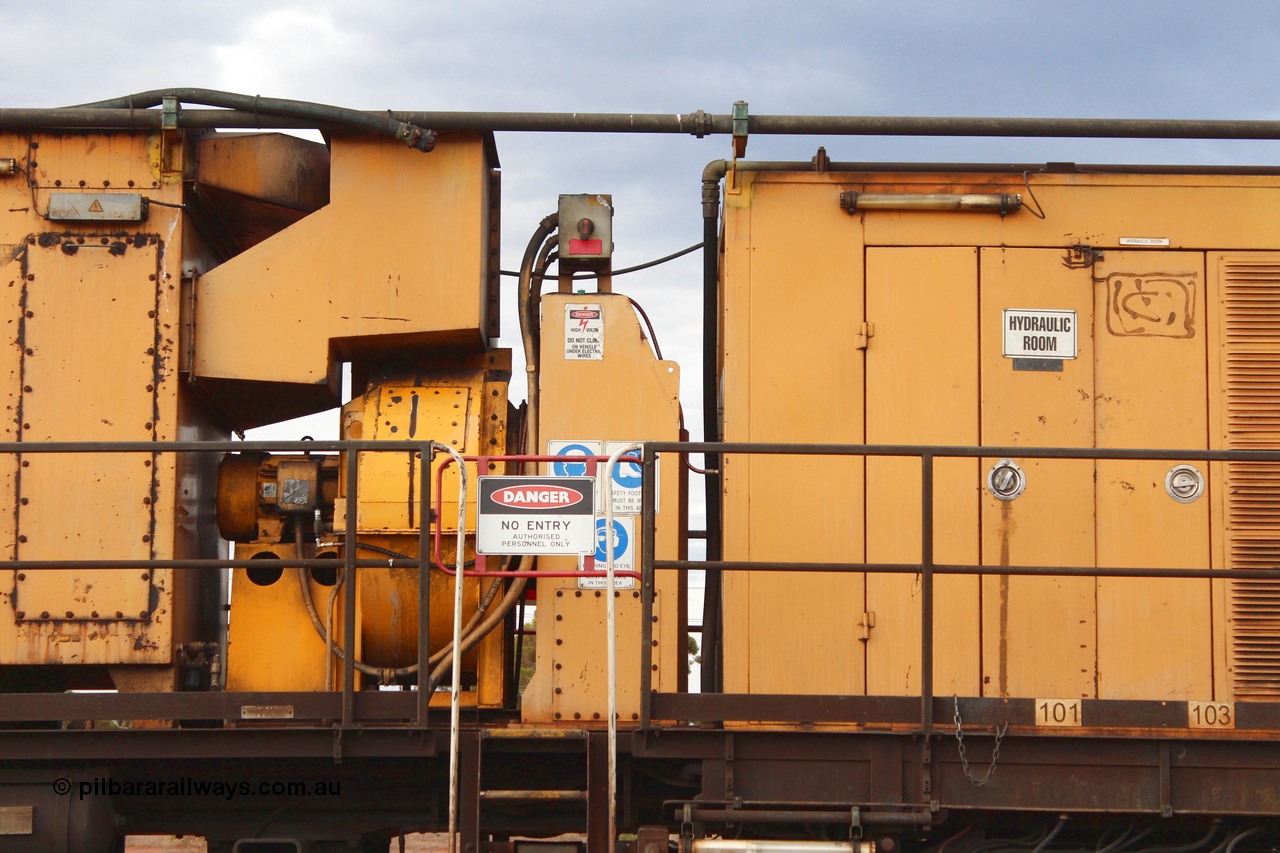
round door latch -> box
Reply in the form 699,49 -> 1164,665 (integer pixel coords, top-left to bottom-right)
987,458 -> 1026,500
1165,464 -> 1205,503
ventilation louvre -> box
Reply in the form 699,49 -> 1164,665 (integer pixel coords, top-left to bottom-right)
1224,260 -> 1280,697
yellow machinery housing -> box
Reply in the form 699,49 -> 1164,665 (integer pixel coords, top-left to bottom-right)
719,164 -> 1280,705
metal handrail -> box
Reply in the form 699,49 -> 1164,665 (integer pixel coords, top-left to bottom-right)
0,438 -> 450,730
638,440 -> 1280,731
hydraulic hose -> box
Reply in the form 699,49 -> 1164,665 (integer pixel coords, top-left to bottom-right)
1135,821 -> 1221,853
428,572 -> 529,690
70,88 -> 435,151
516,213 -> 559,460
296,527 -> 513,682
700,162 -> 727,693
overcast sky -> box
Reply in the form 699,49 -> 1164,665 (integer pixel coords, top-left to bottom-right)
5,1 -> 1278,448
4,0 -> 1277,640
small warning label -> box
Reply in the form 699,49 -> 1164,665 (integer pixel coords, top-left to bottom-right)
88,199 -> 104,213
564,303 -> 604,360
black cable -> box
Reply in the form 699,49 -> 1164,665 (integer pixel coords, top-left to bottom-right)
1134,821 -> 1220,853
500,241 -> 703,278
69,88 -> 435,151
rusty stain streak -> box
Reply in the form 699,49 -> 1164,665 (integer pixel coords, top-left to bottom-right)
998,500 -> 1013,698
359,316 -> 411,322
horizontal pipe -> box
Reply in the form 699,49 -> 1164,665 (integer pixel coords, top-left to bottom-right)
479,790 -> 587,801
6,439 -> 1280,464
6,106 -> 1280,142
692,841 -> 871,853
658,560 -> 1280,581
645,440 -> 1280,462
691,809 -> 932,827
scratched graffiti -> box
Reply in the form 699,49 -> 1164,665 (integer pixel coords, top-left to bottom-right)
1106,272 -> 1196,338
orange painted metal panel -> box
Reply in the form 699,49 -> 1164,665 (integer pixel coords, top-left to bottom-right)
1092,251 -> 1211,701
865,247 -> 981,697
720,174 -> 865,696
979,248 -> 1097,699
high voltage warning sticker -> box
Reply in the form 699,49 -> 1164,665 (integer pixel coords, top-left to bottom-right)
564,303 -> 604,360
476,476 -> 596,555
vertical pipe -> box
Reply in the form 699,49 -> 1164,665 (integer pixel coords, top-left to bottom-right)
640,445 -> 657,728
604,443 -> 640,853
417,443 -> 433,727
342,447 -> 359,728
438,441 -> 469,853
700,170 -> 725,693
920,453 -> 935,735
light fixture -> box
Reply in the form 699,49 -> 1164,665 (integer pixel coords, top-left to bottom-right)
840,191 -> 1021,214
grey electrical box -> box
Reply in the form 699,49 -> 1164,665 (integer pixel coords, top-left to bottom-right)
48,192 -> 146,222
558,194 -> 612,260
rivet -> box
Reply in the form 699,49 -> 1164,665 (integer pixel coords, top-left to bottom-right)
139,611 -> 149,619
142,497 -> 151,505
555,688 -> 562,694
574,713 -> 581,720
91,611 -> 99,618
652,640 -> 659,647
554,713 -> 562,719
65,611 -> 74,618
141,534 -> 151,542
115,611 -> 123,618
14,612 -> 23,619
555,614 -> 563,621
593,712 -> 600,719
23,311 -> 32,318
144,422 -> 153,430
40,611 -> 49,619
19,498 -> 27,505
20,461 -> 28,468
99,237 -> 107,244
22,386 -> 31,393
556,590 -> 563,597
148,273 -> 156,280
555,638 -> 562,645
141,572 -> 150,581
595,591 -> 601,598
651,665 -> 659,671
632,713 -> 639,720
555,663 -> 562,670
651,616 -> 658,623
21,423 -> 29,430
575,590 -> 582,597
17,535 -> 26,543
24,348 -> 32,355
15,573 -> 24,581
632,591 -> 640,598
145,348 -> 155,356
147,310 -> 156,319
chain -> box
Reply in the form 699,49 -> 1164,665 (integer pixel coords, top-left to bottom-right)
954,694 -> 1009,787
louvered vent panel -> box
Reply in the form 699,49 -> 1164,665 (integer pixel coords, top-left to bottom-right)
1224,261 -> 1280,696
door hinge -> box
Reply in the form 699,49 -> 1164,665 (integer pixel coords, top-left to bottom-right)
856,322 -> 875,350
857,611 -> 876,641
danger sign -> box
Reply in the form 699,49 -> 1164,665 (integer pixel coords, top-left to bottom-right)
564,303 -> 604,360
476,476 -> 596,555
